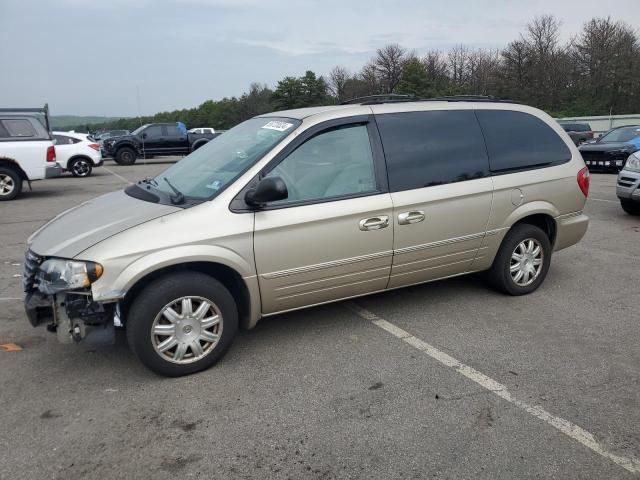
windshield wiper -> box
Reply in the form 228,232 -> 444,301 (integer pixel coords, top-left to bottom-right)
163,177 -> 185,204
142,176 -> 158,186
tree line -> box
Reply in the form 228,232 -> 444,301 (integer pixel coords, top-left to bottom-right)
77,15 -> 640,133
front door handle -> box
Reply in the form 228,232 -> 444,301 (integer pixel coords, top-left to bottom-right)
398,210 -> 425,225
359,216 -> 389,231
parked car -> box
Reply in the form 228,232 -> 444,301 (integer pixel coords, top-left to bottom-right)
101,123 -> 217,165
578,125 -> 640,172
96,130 -> 129,140
188,127 -> 215,134
558,122 -> 594,145
23,97 -> 589,376
0,105 -> 61,200
616,151 -> 640,215
53,131 -> 103,177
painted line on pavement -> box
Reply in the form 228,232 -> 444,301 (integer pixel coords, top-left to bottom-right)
346,302 -> 640,475
589,197 -> 618,204
102,166 -> 133,185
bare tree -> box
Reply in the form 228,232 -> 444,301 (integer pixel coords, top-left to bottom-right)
373,44 -> 407,93
447,45 -> 470,90
328,66 -> 350,102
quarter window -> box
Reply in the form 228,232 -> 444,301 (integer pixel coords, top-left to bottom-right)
376,110 -> 490,191
476,110 -> 571,172
266,124 -> 377,204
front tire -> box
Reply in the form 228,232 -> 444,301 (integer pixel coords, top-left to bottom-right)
487,224 -> 551,295
0,167 -> 23,201
620,199 -> 640,216
114,147 -> 137,165
126,272 -> 238,377
69,158 -> 93,177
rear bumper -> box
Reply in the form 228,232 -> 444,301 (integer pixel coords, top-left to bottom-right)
616,169 -> 640,201
554,211 -> 589,252
45,163 -> 63,178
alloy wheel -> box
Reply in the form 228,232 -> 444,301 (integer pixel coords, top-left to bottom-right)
0,174 -> 15,196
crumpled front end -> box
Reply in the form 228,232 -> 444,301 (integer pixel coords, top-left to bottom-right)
23,249 -> 118,345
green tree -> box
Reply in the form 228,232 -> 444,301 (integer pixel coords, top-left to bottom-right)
396,57 -> 431,97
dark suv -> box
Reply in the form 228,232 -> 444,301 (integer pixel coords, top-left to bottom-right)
578,125 -> 640,173
102,123 -> 218,165
558,122 -> 593,146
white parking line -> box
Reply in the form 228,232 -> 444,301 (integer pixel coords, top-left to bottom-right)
347,302 -> 640,475
0,298 -> 20,302
102,166 -> 133,185
589,197 -> 618,204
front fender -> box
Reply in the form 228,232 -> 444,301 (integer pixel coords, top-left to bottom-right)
91,244 -> 256,302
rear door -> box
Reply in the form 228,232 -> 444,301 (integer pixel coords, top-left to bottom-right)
372,107 -> 494,288
251,116 -> 394,314
165,124 -> 189,153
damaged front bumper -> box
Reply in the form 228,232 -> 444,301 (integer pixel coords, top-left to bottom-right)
23,250 -> 118,345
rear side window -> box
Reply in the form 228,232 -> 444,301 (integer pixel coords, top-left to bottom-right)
2,119 -> 37,137
376,110 -> 490,191
477,110 -> 571,173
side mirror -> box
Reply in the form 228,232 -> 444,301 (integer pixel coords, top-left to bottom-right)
245,176 -> 288,206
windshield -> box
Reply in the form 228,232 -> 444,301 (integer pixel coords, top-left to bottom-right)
598,126 -> 640,143
152,117 -> 300,201
131,124 -> 149,136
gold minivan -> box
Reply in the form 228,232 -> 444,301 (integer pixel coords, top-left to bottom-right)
24,97 -> 590,376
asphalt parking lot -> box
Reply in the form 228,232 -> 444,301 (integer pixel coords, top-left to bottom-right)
0,160 -> 638,479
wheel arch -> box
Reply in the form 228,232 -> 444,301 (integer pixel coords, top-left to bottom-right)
0,157 -> 28,180
502,201 -> 558,246
120,261 -> 255,330
190,139 -> 209,152
67,155 -> 93,168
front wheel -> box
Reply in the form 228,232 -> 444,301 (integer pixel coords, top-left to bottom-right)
0,167 -> 23,201
126,272 -> 238,376
620,199 -> 640,216
487,224 -> 551,295
114,147 -> 137,165
69,158 -> 93,177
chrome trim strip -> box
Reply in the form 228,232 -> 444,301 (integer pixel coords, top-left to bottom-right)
262,250 -> 394,279
485,227 -> 509,236
393,231 -> 485,255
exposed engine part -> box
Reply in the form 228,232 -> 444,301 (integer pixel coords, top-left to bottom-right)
65,294 -> 114,326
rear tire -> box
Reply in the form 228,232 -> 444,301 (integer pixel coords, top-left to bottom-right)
0,167 -> 23,201
69,158 -> 93,177
620,199 -> 640,216
126,272 -> 238,377
115,147 -> 137,165
487,223 -> 551,295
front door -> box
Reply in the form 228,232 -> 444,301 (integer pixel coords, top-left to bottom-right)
372,107 -> 494,288
252,118 -> 394,314
141,124 -> 165,154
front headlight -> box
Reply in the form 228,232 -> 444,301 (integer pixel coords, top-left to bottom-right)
37,259 -> 103,294
624,152 -> 640,172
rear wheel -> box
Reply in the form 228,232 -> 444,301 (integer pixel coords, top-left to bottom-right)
126,272 -> 238,377
69,158 -> 93,177
487,223 -> 551,295
0,167 -> 22,201
115,147 -> 137,165
620,199 -> 640,216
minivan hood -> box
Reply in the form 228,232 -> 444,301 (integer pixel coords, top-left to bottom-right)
29,190 -> 181,258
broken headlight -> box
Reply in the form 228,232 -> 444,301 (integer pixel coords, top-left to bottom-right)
37,259 -> 103,294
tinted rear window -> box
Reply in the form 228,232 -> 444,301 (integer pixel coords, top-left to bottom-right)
560,123 -> 591,132
376,110 -> 490,191
2,119 -> 37,137
477,110 -> 571,173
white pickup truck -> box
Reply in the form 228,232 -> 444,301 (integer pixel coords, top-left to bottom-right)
0,106 -> 62,200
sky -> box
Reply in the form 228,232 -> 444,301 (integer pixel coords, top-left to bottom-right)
1,0 -> 639,117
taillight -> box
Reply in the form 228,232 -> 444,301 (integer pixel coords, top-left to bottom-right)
577,166 -> 589,197
46,146 -> 56,163
88,143 -> 100,151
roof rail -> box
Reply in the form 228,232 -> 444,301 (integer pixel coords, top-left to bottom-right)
340,94 -> 521,106
340,94 -> 421,105
0,104 -> 51,131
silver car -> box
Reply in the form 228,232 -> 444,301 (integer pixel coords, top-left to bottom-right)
616,151 -> 640,215
24,98 -> 590,376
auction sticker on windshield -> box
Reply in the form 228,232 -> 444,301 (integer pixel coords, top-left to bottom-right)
262,121 -> 294,132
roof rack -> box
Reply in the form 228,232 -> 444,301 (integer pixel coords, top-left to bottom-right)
340,94 -> 521,106
0,104 -> 51,132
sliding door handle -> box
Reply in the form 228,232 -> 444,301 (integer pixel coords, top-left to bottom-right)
398,211 -> 425,225
359,216 -> 390,231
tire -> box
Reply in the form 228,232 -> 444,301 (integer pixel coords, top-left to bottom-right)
126,272 -> 238,377
620,199 -> 640,216
487,223 -> 552,296
0,166 -> 23,201
191,140 -> 207,152
114,147 -> 137,165
69,158 -> 93,177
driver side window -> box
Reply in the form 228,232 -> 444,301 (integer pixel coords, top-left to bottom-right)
266,124 -> 377,204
